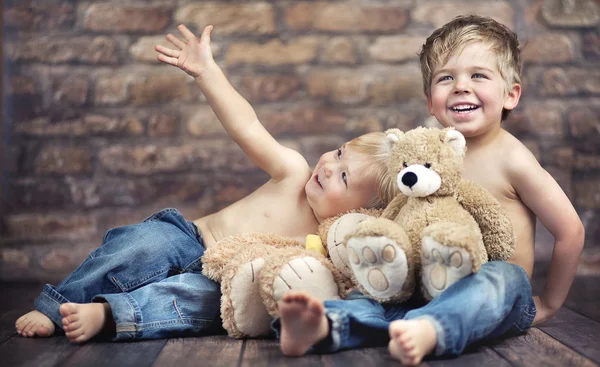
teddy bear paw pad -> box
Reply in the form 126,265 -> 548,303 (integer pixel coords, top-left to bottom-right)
421,236 -> 473,299
346,236 -> 408,299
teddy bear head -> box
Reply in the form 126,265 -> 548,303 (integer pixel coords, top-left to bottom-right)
385,127 -> 466,197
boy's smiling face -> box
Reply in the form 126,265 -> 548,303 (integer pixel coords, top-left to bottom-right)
305,144 -> 377,223
427,42 -> 521,139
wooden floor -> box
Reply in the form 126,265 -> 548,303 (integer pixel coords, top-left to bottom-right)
1,270 -> 599,367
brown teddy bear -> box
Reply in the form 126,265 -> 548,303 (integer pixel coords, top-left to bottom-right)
201,208 -> 381,338
345,127 -> 516,303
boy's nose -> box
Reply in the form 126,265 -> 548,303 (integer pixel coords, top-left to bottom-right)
323,163 -> 333,177
453,79 -> 471,94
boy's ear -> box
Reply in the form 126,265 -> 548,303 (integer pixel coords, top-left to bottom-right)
427,94 -> 434,115
504,83 -> 522,111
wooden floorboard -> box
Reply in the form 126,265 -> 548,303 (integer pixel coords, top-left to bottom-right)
1,277 -> 599,366
489,328 -> 598,367
152,336 -> 243,367
537,307 -> 600,364
0,332 -> 78,367
61,339 -> 168,367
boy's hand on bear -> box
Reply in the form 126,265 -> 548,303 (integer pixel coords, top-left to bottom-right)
155,24 -> 216,79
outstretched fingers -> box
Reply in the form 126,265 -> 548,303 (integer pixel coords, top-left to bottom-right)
178,24 -> 198,43
166,33 -> 187,50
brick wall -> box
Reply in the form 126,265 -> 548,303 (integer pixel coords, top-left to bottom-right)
1,0 -> 599,282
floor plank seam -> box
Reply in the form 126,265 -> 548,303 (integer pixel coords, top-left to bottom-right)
237,339 -> 247,367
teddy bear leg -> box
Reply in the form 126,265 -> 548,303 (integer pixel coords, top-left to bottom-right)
345,219 -> 414,303
259,248 -> 343,318
220,247 -> 274,338
420,222 -> 483,300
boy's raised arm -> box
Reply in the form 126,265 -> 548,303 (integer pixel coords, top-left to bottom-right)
508,148 -> 585,325
155,25 -> 306,181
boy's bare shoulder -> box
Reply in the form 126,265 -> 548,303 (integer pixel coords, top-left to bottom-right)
274,145 -> 312,182
498,129 -> 543,183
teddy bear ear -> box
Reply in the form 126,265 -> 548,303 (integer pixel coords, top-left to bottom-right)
385,128 -> 403,151
440,128 -> 466,156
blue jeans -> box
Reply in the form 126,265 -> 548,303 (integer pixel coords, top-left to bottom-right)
273,261 -> 536,357
34,208 -> 222,341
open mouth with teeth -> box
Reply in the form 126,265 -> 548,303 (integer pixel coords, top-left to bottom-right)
451,104 -> 480,113
315,174 -> 323,188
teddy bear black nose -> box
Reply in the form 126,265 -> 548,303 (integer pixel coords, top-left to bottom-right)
402,172 -> 418,188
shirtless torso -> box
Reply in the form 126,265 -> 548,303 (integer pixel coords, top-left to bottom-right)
194,169 -> 320,248
463,128 -> 536,278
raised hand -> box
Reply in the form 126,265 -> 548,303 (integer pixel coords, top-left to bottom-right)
155,24 -> 215,78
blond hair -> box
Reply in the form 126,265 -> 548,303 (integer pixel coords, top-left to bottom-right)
419,15 -> 522,120
347,132 -> 399,209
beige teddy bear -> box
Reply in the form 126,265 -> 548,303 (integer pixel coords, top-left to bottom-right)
201,208 -> 381,338
345,127 -> 516,303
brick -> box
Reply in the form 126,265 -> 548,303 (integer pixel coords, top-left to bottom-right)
186,106 -> 226,137
574,154 -> 600,171
15,115 -> 136,137
524,104 -> 564,137
522,34 -> 576,63
307,66 -> 423,105
369,36 -> 424,63
542,68 -> 600,96
286,3 -> 408,32
546,146 -> 574,169
320,37 -> 360,65
130,36 -> 169,63
3,1 -> 75,30
35,146 -> 92,174
239,75 -> 301,102
175,2 -> 276,35
583,31 -> 600,59
226,37 -> 321,66
84,3 -> 170,32
5,75 -> 37,96
574,178 -> 600,209
257,107 -> 347,135
413,2 -> 514,29
0,249 -> 30,270
129,72 -> 195,106
6,178 -> 73,208
568,107 -> 600,139
99,141 -> 254,175
53,76 -> 89,106
4,213 -> 96,240
541,0 -> 599,28
149,113 -> 179,137
5,36 -> 118,64
95,74 -> 130,106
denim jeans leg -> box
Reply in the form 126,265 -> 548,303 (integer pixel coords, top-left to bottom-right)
405,261 -> 535,357
34,208 -> 208,329
96,271 -> 221,341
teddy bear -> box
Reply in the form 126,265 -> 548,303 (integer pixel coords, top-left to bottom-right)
200,207 -> 381,338
344,126 -> 516,304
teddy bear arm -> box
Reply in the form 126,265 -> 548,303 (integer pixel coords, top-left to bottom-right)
457,180 -> 516,261
202,233 -> 303,282
380,194 -> 408,220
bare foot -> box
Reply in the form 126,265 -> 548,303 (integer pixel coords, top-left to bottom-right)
279,291 -> 329,357
388,319 -> 437,366
60,302 -> 114,343
15,310 -> 55,337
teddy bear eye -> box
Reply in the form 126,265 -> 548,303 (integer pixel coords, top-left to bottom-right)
403,162 -> 408,168
425,163 -> 431,169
